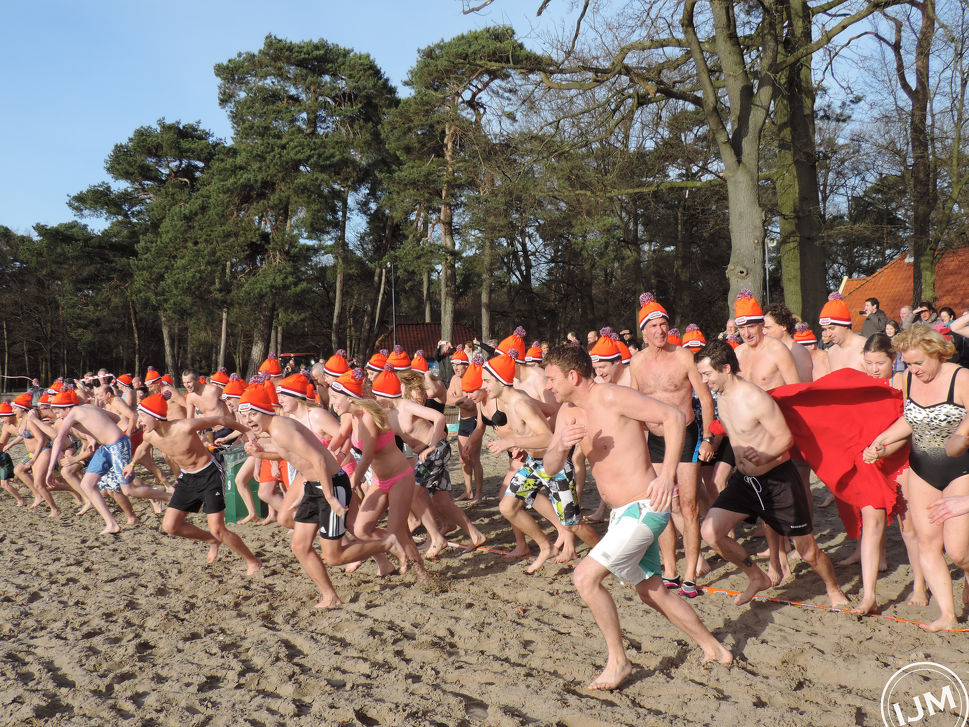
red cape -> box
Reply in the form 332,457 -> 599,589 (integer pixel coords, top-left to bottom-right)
769,368 -> 908,538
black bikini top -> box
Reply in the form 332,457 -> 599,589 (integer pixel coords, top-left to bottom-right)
482,401 -> 507,428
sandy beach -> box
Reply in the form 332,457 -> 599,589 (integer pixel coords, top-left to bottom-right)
1,437 -> 967,727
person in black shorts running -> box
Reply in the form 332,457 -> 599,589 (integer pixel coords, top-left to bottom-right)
125,391 -> 263,575
695,341 -> 848,609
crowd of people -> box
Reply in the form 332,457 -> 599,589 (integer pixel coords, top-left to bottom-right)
2,292 -> 968,691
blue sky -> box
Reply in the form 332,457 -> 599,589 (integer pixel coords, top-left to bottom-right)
1,0 -> 560,236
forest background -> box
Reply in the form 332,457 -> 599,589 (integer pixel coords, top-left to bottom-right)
1,0 -> 966,381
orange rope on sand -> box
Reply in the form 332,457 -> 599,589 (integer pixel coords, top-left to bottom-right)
446,541 -> 969,632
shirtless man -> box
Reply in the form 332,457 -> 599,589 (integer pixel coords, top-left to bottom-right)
630,293 -> 715,598
543,345 -> 732,690
697,340 -> 848,608
763,303 -> 813,383
239,385 -> 403,606
96,384 -> 169,488
46,394 -> 169,533
733,291 -> 800,391
124,392 -> 262,574
819,292 -> 866,374
185,368 -> 232,421
446,352 -> 483,502
467,351 -> 599,571
590,331 -> 632,387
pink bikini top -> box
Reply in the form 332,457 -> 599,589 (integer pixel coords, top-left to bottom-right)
351,429 -> 395,452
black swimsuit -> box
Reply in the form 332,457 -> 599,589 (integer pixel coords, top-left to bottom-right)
904,370 -> 969,490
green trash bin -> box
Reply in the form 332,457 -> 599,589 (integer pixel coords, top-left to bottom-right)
221,445 -> 265,524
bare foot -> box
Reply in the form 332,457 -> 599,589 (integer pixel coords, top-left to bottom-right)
344,560 -> 363,574
907,590 -> 929,607
837,549 -> 861,566
150,500 -> 163,515
30,499 -> 42,509
99,523 -> 122,535
257,514 -> 275,526
827,587 -> 850,609
588,659 -> 632,691
700,645 -> 734,674
696,556 -> 712,578
552,549 -> 578,564
76,502 -> 92,516
505,544 -> 530,559
468,530 -> 486,548
238,513 -> 256,525
207,542 -> 221,564
48,507 -> 61,518
13,498 -> 25,507
315,593 -> 344,608
525,544 -> 553,574
467,498 -> 481,506
819,492 -> 835,508
850,597 -> 877,615
766,563 -> 792,587
735,569 -> 772,605
425,538 -> 447,559
126,515 -> 140,526
921,616 -> 959,632
246,558 -> 263,575
455,492 -> 472,501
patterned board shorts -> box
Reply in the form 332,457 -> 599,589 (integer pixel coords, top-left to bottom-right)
414,439 -> 452,495
507,455 -> 579,526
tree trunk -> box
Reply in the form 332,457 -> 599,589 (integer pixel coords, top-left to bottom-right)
128,296 -> 140,376
723,170 -> 766,304
218,307 -> 228,369
776,0 -> 826,319
423,269 -> 432,323
246,306 -> 275,378
440,200 -> 456,344
373,266 -> 388,344
481,235 -> 492,340
910,0 -> 935,302
160,315 -> 175,375
331,187 -> 350,352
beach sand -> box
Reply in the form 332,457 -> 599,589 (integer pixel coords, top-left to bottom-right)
1,439 -> 967,726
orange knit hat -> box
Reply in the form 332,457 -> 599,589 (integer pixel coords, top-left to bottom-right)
666,328 -> 683,347
726,334 -> 742,350
331,368 -> 366,399
411,349 -> 429,372
385,345 -> 411,371
209,368 -> 230,387
367,349 -> 389,373
733,289 -> 764,326
461,355 -> 485,393
239,384 -> 275,415
484,349 -> 519,386
819,292 -> 851,327
144,367 -> 162,385
681,323 -> 706,349
450,345 -> 469,365
263,379 -> 280,406
793,322 -> 818,345
525,341 -> 543,363
615,338 -> 631,364
324,349 -> 349,377
637,292 -> 669,329
12,392 -> 33,410
51,386 -> 80,408
115,373 -> 133,389
372,365 -> 402,398
222,374 -> 247,399
496,327 -> 527,357
589,328 -> 621,362
278,372 -> 312,399
0,400 -> 13,417
258,353 -> 283,376
138,390 -> 171,420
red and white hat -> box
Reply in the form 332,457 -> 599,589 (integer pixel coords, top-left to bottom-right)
138,390 -> 171,420
589,329 -> 621,362
819,292 -> 851,327
115,374 -> 133,389
372,365 -> 402,398
733,289 -> 764,326
461,355 -> 485,393
450,345 -> 469,365
51,386 -> 80,409
411,349 -> 429,373
222,375 -> 247,399
239,385 -> 275,415
681,323 -> 706,349
793,322 -> 817,346
258,353 -> 283,376
484,349 -> 519,386
496,327 -> 527,357
324,349 -> 349,377
525,341 -> 543,363
278,372 -> 312,399
637,292 -> 669,329
144,367 -> 162,386
386,345 -> 411,371
0,400 -> 13,417
12,392 -> 33,410
666,328 -> 682,347
366,349 -> 389,373
209,368 -> 230,387
331,368 -> 366,399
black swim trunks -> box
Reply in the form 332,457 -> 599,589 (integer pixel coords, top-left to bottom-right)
457,416 -> 477,437
294,472 -> 351,540
712,460 -> 812,537
648,419 -> 700,465
168,459 -> 226,514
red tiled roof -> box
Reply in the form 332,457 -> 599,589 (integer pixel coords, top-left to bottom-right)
374,323 -> 478,356
841,247 -> 969,330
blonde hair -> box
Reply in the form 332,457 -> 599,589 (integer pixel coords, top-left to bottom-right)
398,371 -> 426,403
354,398 -> 390,432
892,324 -> 956,362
